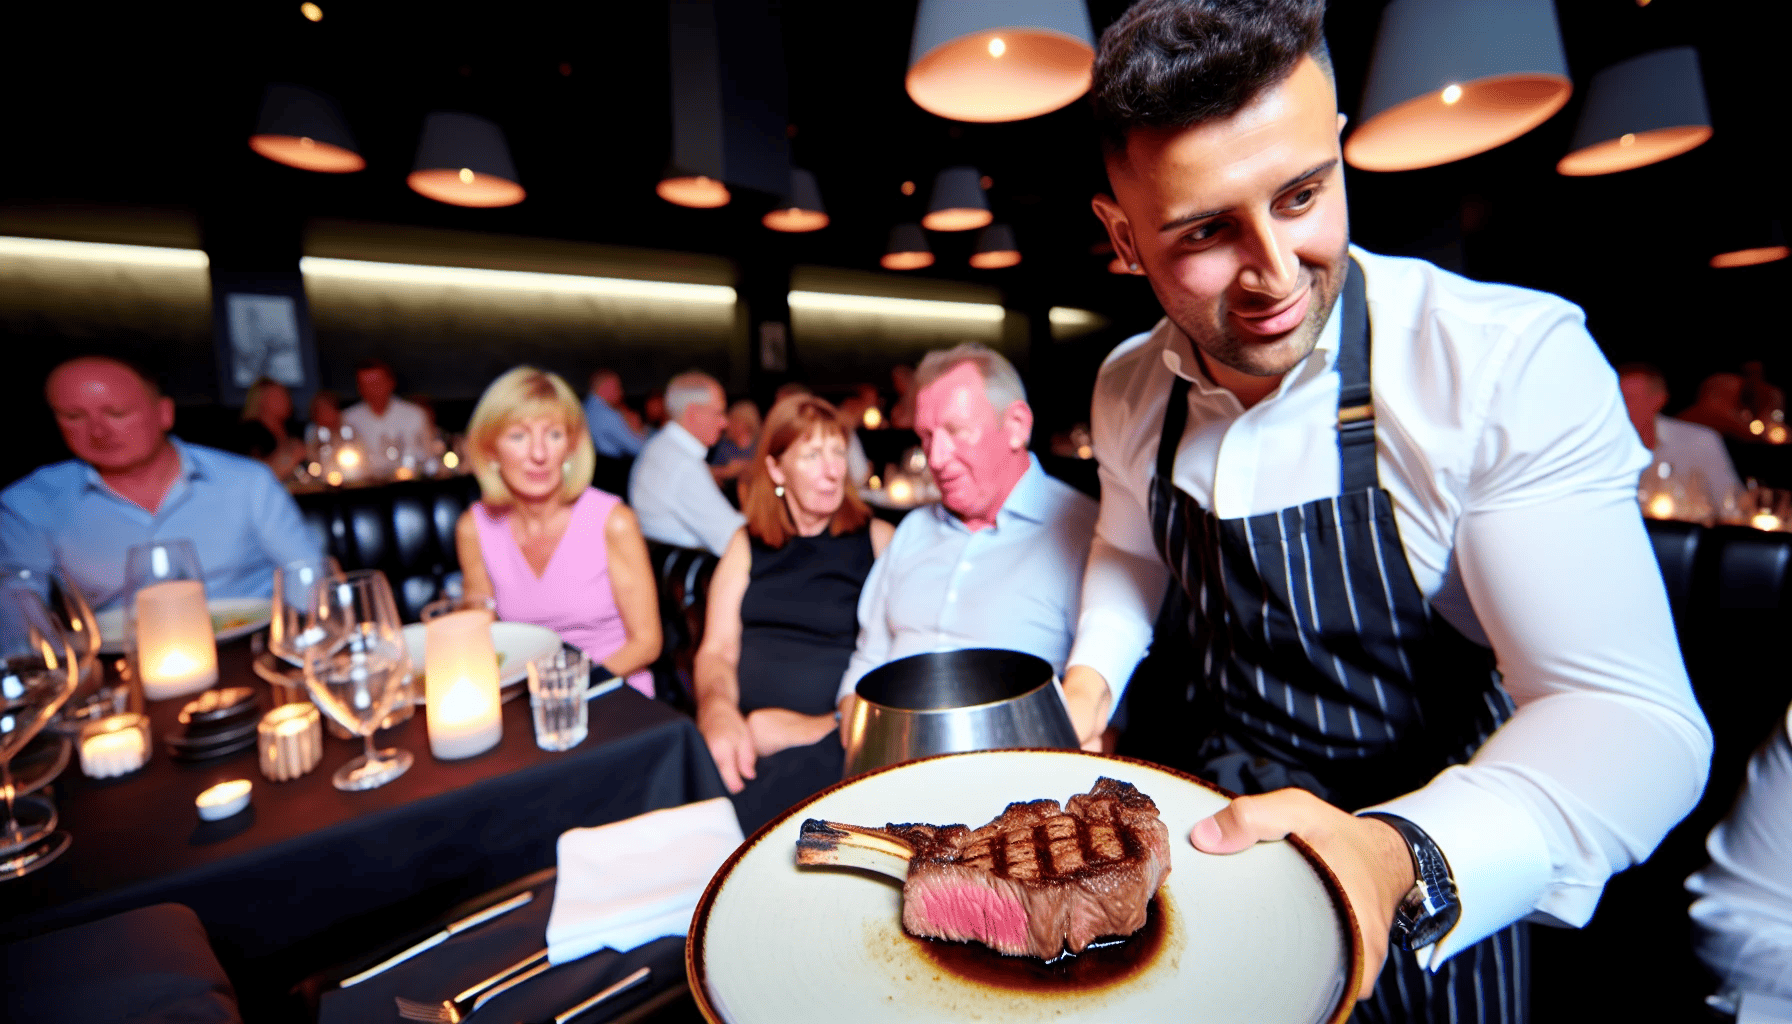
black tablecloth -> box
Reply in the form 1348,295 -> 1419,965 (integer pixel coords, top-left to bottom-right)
0,639 -> 728,967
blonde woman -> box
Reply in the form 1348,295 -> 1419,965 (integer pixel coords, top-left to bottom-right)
456,367 -> 661,695
240,377 -> 305,479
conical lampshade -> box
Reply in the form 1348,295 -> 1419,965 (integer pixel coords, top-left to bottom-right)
1557,48 -> 1712,176
248,84 -> 364,173
923,166 -> 992,231
657,173 -> 732,208
1711,222 -> 1789,269
907,0 -> 1095,122
762,168 -> 828,231
408,112 -> 525,208
1346,0 -> 1571,172
970,224 -> 1021,268
882,224 -> 934,271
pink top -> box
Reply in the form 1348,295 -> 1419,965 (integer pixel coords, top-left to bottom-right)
471,487 -> 653,697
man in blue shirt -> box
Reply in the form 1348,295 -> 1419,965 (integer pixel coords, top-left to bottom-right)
0,356 -> 324,611
584,369 -> 646,458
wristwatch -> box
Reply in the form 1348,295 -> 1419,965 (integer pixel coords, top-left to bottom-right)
1359,812 -> 1460,951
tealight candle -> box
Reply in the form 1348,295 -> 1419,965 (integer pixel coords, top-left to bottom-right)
196,779 -> 252,821
1752,511 -> 1782,532
257,703 -> 323,782
80,713 -> 151,778
423,609 -> 503,760
134,580 -> 218,700
1646,493 -> 1676,520
887,477 -> 915,504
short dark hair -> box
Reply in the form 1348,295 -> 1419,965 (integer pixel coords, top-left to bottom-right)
353,357 -> 394,377
1092,0 -> 1331,156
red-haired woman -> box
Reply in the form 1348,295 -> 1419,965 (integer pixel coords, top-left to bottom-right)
695,395 -> 894,831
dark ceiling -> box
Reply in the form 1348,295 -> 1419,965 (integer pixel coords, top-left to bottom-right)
3,0 -> 1787,404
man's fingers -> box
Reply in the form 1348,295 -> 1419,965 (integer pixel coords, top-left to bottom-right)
1187,790 -> 1316,854
736,740 -> 757,781
709,740 -> 744,793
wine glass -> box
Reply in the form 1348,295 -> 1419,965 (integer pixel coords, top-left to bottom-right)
303,570 -> 413,791
0,583 -> 80,877
269,557 -> 342,667
4,569 -> 105,715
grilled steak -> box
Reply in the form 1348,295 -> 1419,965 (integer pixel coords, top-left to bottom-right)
796,777 -> 1171,959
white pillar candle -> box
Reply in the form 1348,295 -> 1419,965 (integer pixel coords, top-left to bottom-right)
135,580 -> 218,701
423,609 -> 503,760
81,726 -> 148,778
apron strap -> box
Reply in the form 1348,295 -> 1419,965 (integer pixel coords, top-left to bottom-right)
1336,257 -> 1377,493
1157,375 -> 1194,483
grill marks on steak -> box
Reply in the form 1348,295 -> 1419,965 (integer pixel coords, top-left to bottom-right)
797,778 -> 1172,960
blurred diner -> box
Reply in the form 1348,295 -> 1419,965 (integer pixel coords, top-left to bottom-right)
455,366 -> 659,696
341,358 -> 429,476
708,398 -> 761,485
834,343 -> 1097,722
629,371 -> 744,557
1678,372 -> 1755,442
305,388 -> 343,448
694,394 -> 892,831
584,368 -> 645,459
1619,364 -> 1742,511
0,356 -> 321,611
236,377 -> 306,480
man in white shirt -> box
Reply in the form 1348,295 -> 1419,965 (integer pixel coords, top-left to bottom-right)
835,344 -> 1097,709
628,371 -> 744,556
339,359 -> 429,476
1066,2 -> 1710,1019
1618,364 -> 1744,510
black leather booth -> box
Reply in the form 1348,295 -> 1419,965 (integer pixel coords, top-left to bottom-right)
294,476 -> 480,623
643,541 -> 720,713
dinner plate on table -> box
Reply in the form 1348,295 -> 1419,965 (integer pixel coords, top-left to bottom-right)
96,597 -> 272,654
688,749 -> 1359,1024
401,620 -> 563,700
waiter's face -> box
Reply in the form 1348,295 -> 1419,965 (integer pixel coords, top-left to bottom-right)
1094,56 -> 1349,382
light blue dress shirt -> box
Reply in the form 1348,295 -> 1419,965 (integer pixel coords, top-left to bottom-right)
837,455 -> 1098,701
585,395 -> 646,458
628,422 -> 745,557
0,438 -> 324,612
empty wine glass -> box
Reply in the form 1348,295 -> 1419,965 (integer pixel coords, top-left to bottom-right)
269,557 -> 342,667
0,583 -> 80,877
303,570 -> 413,791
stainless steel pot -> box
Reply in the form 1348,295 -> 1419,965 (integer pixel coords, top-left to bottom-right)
842,648 -> 1078,777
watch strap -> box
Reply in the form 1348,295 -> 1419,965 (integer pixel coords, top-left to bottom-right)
1360,811 -> 1461,951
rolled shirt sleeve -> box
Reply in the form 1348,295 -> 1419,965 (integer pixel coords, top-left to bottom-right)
1067,458 -> 1169,714
1366,310 -> 1712,967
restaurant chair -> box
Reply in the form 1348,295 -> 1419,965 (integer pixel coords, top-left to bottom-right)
644,541 -> 719,715
1711,526 -> 1792,610
1642,518 -> 1702,613
0,902 -> 244,1024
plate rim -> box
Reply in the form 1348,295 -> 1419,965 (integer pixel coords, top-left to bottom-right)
684,747 -> 1363,1024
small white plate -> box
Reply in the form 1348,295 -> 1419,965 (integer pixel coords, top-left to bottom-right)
96,597 -> 272,654
401,620 -> 563,701
689,749 -> 1359,1024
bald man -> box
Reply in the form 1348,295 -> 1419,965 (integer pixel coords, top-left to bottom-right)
0,357 -> 322,611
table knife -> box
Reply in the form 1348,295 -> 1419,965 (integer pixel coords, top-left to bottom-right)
585,678 -> 625,701
339,889 -> 535,988
537,966 -> 652,1024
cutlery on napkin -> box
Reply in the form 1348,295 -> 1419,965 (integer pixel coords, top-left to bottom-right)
341,890 -> 535,987
544,797 -> 744,965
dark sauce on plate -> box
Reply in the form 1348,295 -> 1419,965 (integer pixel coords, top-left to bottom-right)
911,894 -> 1172,993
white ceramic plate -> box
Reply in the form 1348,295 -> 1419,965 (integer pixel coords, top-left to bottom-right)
401,620 -> 563,699
96,597 -> 272,654
689,749 -> 1359,1024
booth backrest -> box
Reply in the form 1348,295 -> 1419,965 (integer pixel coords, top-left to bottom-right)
644,541 -> 720,713
294,476 -> 480,622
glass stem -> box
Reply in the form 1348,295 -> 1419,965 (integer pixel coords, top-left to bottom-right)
362,730 -> 378,766
0,760 -> 18,843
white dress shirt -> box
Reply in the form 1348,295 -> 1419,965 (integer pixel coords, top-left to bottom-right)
838,455 -> 1097,702
1070,246 -> 1712,967
1686,701 -> 1792,1002
1653,415 -> 1744,508
628,421 -> 745,557
340,397 -> 430,475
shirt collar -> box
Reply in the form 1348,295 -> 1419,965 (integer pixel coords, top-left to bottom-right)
1156,279 -> 1345,402
662,420 -> 709,459
81,436 -> 203,494
931,453 -> 1051,530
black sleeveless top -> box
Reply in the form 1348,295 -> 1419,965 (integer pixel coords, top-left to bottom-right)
736,527 -> 877,717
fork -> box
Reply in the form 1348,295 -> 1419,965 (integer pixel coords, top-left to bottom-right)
394,948 -> 550,1023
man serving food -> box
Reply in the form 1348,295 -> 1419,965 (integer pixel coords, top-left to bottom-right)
1056,1 -> 1711,1019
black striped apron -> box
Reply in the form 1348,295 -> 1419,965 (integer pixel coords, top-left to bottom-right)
1146,260 -> 1528,1024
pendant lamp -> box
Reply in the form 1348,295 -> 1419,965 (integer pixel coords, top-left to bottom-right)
1557,48 -> 1712,177
657,174 -> 732,208
1711,223 -> 1789,269
762,168 -> 828,231
407,112 -> 525,208
248,84 -> 365,173
882,225 -> 934,270
662,0 -> 790,209
923,167 -> 992,231
969,224 -> 1021,268
1346,0 -> 1571,172
906,0 -> 1095,122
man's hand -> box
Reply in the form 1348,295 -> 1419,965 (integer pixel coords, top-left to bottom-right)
745,707 -> 837,758
696,703 -> 756,794
1190,788 -> 1416,1000
1059,666 -> 1113,752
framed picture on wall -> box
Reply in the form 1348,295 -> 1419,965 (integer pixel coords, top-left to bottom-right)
210,270 -> 321,408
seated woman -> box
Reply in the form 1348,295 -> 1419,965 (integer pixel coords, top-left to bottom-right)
456,367 -> 660,696
238,377 -> 306,479
694,396 -> 893,832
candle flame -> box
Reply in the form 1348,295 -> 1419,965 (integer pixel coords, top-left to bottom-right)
157,649 -> 201,677
1753,512 -> 1782,532
1646,494 -> 1676,519
441,676 -> 496,720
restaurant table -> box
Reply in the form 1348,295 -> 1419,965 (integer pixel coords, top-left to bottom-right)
0,637 -> 729,983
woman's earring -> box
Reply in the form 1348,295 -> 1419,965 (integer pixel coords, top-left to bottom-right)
1129,262 -> 1141,272
774,484 -> 785,498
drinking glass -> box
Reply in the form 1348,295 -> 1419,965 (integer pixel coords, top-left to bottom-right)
526,649 -> 590,752
303,570 -> 413,791
269,557 -> 342,667
4,569 -> 106,718
0,583 -> 80,877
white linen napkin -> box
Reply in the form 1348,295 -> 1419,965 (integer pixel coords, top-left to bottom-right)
545,797 -> 745,965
